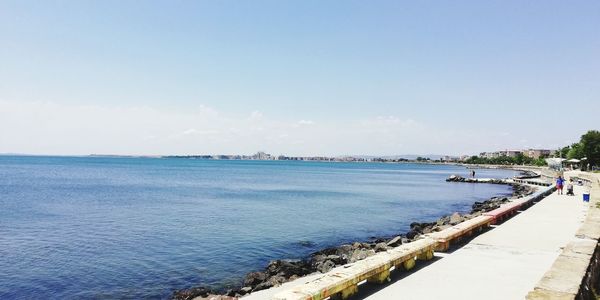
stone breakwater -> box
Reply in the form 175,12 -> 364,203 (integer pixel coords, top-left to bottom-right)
446,174 -> 509,184
172,183 -> 536,300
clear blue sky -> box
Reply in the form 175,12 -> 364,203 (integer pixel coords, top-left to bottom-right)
1,1 -> 599,156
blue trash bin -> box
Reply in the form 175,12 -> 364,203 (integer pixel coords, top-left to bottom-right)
583,193 -> 590,202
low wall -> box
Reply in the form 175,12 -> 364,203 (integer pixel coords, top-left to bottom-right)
527,172 -> 600,300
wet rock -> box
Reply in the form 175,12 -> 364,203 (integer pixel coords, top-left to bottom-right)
371,237 -> 387,243
172,286 -> 211,300
252,275 -> 285,292
243,271 -> 267,287
406,230 -> 420,240
312,246 -> 338,256
265,260 -> 310,278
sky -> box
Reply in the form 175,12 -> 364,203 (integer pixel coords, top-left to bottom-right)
0,1 -> 599,156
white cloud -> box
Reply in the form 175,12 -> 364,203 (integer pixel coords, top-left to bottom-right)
298,120 -> 314,125
248,110 -> 263,120
0,100 -> 561,156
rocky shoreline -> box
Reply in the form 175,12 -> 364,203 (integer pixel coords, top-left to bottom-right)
172,181 -> 536,300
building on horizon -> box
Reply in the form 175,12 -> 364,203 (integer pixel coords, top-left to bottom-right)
478,148 -> 554,159
523,149 -> 554,159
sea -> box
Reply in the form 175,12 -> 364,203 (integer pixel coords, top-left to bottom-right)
0,156 -> 518,299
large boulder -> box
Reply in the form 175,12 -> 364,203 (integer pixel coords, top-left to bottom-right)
172,286 -> 211,300
315,260 -> 336,273
252,275 -> 287,292
266,260 -> 310,278
348,248 -> 375,263
243,271 -> 267,287
374,242 -> 388,252
386,236 -> 402,247
449,212 -> 463,225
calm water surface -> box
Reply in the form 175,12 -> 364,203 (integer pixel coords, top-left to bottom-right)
0,156 -> 517,299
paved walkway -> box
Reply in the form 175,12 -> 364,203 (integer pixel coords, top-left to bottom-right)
363,184 -> 588,300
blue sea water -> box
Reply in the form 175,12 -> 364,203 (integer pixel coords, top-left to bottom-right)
0,156 -> 517,299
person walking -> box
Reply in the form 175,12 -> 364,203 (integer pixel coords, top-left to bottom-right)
566,179 -> 575,196
556,176 -> 565,195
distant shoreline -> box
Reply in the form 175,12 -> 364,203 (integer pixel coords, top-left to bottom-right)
0,154 -> 552,172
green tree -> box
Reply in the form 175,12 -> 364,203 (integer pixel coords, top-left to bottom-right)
558,146 -> 571,158
534,157 -> 547,166
567,143 -> 584,159
580,130 -> 600,167
514,153 -> 525,165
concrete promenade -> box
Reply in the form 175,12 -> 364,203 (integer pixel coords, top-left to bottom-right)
363,184 -> 589,300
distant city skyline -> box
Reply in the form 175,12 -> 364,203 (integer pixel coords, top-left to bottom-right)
1,1 -> 599,156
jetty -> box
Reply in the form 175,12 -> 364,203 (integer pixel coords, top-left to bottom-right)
240,171 -> 600,300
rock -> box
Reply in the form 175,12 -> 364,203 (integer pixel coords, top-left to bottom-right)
326,254 -> 344,264
371,237 -> 387,243
435,224 -> 452,231
265,260 -> 310,278
437,216 -> 450,226
316,259 -> 336,273
409,222 -> 421,229
406,230 -> 419,240
172,286 -> 211,300
446,175 -> 465,182
243,271 -> 267,287
312,246 -> 338,256
422,226 -> 433,234
386,236 -> 402,247
239,287 -> 252,295
288,275 -> 300,281
449,212 -> 462,225
374,242 -> 388,252
193,295 -> 237,300
334,244 -> 354,262
253,275 -> 286,291
348,249 -> 375,263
